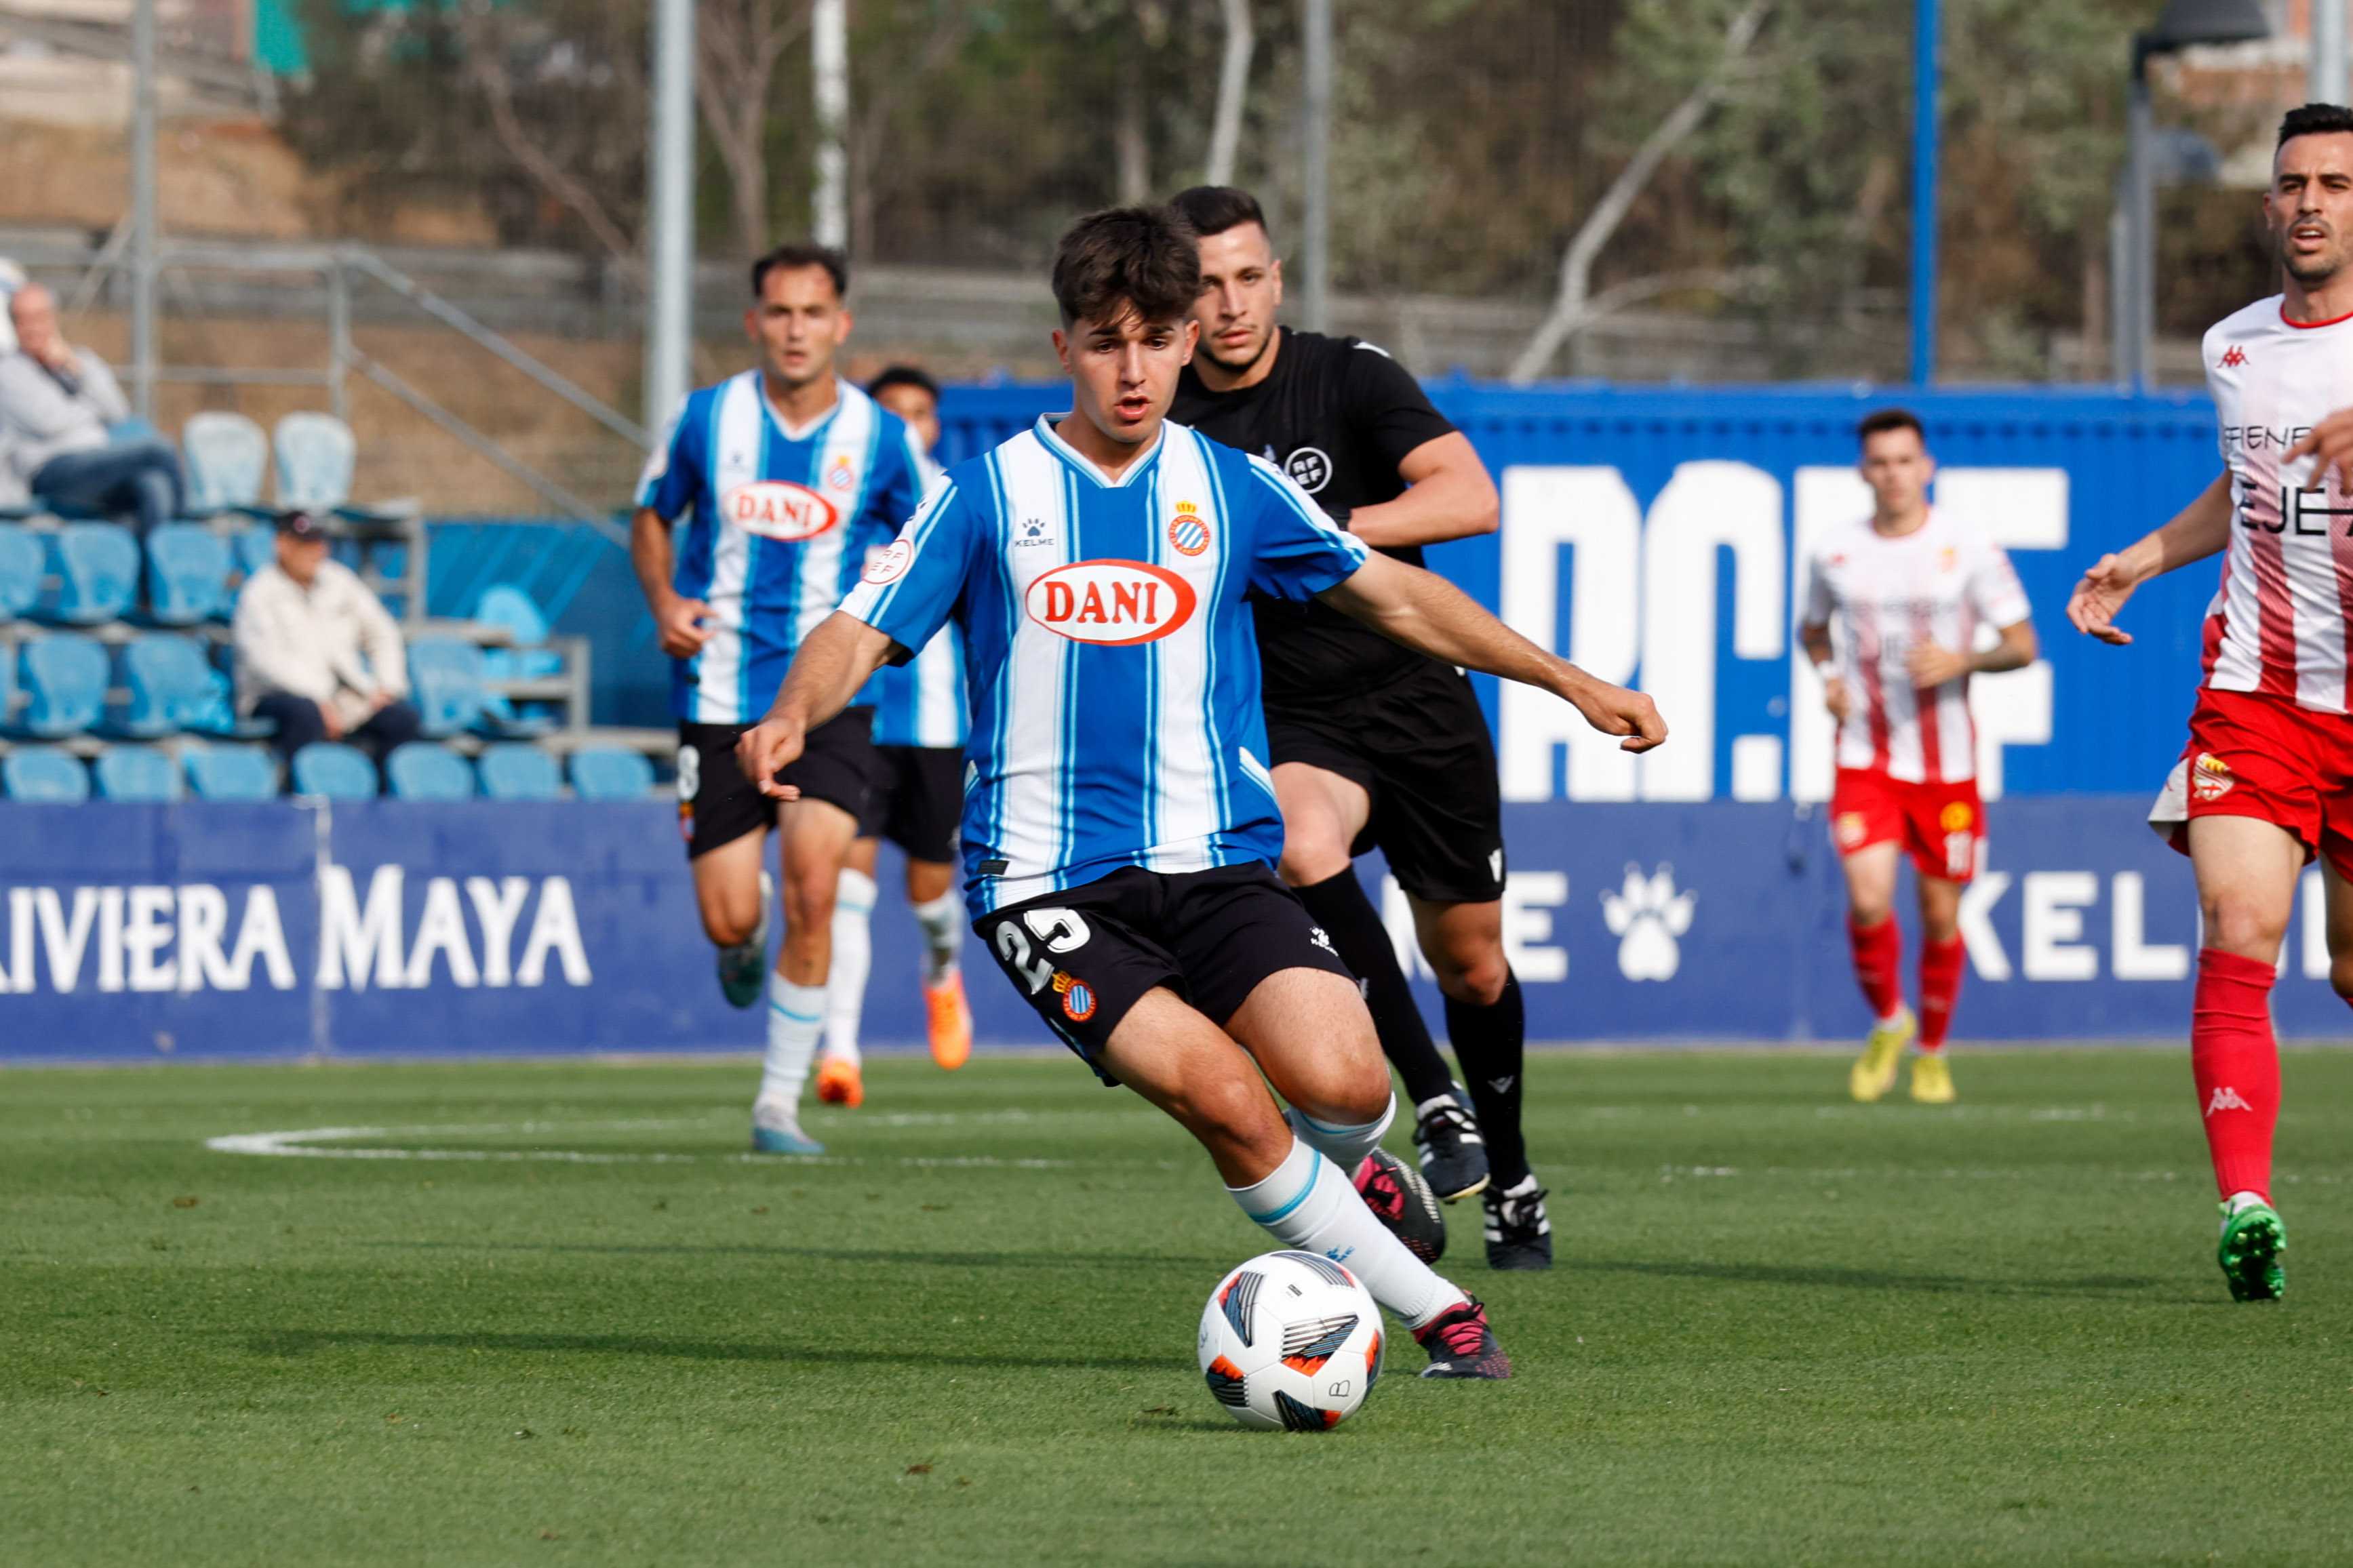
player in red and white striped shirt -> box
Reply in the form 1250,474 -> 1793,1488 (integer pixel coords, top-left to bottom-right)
1799,409 -> 2037,1105
2068,104 -> 2353,1303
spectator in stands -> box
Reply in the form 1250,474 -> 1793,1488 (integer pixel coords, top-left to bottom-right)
233,510 -> 420,770
0,283 -> 184,534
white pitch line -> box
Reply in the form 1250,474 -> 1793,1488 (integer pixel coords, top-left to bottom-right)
203,1123 -> 1070,1169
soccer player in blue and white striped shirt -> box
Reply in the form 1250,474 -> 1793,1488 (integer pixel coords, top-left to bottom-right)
736,207 -> 1665,1375
629,244 -> 930,1155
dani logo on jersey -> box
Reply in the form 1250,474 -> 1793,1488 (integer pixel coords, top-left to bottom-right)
1025,559 -> 1198,645
722,481 -> 841,542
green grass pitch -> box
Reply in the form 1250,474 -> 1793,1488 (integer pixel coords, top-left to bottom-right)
5,1049 -> 2352,1565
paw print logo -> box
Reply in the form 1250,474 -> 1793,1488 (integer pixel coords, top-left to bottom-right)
1600,863 -> 1695,982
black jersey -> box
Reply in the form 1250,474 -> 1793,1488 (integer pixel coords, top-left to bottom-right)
1170,327 -> 1458,704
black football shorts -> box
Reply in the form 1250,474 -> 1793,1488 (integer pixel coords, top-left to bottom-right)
1263,659 -> 1506,904
675,708 -> 877,860
859,744 -> 964,865
973,862 -> 1355,1087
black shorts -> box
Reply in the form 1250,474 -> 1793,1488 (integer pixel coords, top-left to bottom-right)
861,744 -> 964,864
974,862 -> 1355,1087
1264,660 -> 1506,903
676,708 -> 877,860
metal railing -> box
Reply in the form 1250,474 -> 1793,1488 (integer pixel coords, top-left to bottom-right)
133,243 -> 642,540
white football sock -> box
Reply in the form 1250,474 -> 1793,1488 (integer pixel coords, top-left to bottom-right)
1225,1135 -> 1466,1329
823,868 -> 877,1066
911,887 -> 964,985
757,972 -> 826,1119
1286,1092 -> 1395,1171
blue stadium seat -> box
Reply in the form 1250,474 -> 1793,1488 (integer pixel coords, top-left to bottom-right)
568,746 -> 654,801
273,411 -> 357,510
1,745 -> 89,802
475,583 -> 553,648
47,522 -> 139,624
182,742 -> 278,801
94,742 -> 183,802
17,634 -> 108,736
477,742 -> 561,801
385,742 -> 476,801
407,635 -> 490,738
0,527 -> 43,618
118,633 -> 239,738
181,411 -> 270,517
234,523 -> 275,581
290,741 -> 378,800
144,524 -> 232,625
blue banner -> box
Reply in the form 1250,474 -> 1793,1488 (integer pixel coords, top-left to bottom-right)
3,798 -> 2343,1062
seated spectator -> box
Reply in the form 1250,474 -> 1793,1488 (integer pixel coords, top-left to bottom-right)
0,283 -> 184,534
233,511 -> 420,769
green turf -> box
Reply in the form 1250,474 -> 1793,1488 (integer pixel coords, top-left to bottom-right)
5,1049 -> 2353,1566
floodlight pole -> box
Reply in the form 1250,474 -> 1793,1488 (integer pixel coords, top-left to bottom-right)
2316,0 -> 2348,106
1908,0 -> 1939,386
646,0 -> 696,430
2124,39 -> 2156,392
812,0 -> 850,249
1299,0 -> 1332,333
130,0 -> 158,420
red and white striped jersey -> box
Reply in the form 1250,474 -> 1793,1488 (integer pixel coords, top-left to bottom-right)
2201,296 -> 2353,714
1800,509 -> 2030,784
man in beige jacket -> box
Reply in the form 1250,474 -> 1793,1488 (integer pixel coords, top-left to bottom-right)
232,510 -> 420,773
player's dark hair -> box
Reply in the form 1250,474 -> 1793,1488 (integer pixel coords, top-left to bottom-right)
1050,206 -> 1202,327
750,243 -> 849,301
1168,185 -> 1269,241
2278,102 -> 2353,148
865,364 -> 939,402
1856,407 -> 1926,447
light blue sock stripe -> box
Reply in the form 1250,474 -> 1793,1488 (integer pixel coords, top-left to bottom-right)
1242,1155 -> 1323,1226
1292,1108 -> 1369,1136
768,1002 -> 823,1024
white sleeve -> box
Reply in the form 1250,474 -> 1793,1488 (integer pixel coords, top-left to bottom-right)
1797,546 -> 1834,630
1968,541 -> 2030,628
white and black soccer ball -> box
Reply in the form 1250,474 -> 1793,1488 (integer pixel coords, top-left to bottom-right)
1196,1250 -> 1383,1431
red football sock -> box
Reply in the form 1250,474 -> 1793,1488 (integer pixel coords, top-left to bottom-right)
1916,936 -> 1965,1053
2190,948 -> 2280,1202
1847,914 -> 1903,1022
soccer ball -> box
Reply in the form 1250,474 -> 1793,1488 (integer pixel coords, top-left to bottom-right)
1196,1250 -> 1384,1431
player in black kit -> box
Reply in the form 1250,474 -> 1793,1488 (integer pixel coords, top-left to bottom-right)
1167,186 -> 1551,1269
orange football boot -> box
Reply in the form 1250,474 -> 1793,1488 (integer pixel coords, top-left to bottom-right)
815,1054 -> 864,1108
926,972 -> 973,1070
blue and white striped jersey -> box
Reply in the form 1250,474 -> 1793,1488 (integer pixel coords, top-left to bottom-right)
637,373 -> 928,725
868,620 -> 968,749
839,416 -> 1369,915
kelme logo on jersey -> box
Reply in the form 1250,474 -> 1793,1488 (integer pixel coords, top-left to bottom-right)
722,481 -> 841,542
1024,559 -> 1198,645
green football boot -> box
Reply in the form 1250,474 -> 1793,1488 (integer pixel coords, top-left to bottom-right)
2217,1197 -> 2287,1303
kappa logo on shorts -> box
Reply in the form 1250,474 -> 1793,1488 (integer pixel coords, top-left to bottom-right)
1168,501 -> 1212,557
722,481 -> 841,542
862,540 -> 913,585
1835,811 -> 1870,848
2192,752 -> 2235,802
1938,801 -> 1975,834
1025,559 -> 1198,645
